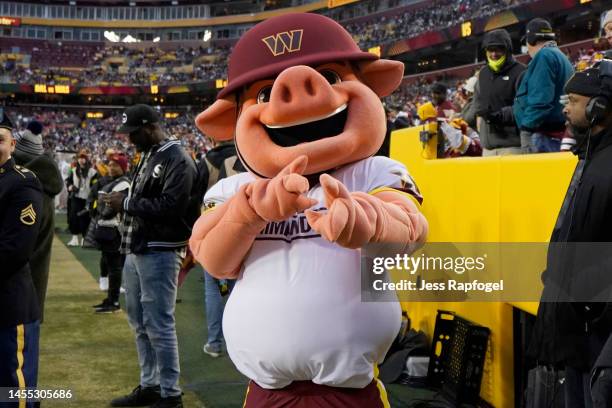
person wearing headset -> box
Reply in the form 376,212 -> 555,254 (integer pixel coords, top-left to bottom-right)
513,18 -> 574,153
528,63 -> 612,408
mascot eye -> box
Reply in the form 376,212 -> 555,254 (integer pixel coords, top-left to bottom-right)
257,86 -> 272,104
319,69 -> 341,85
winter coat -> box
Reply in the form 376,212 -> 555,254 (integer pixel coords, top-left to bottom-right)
513,42 -> 574,133
528,127 -> 612,371
473,29 -> 526,149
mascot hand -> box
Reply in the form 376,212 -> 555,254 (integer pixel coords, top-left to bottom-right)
305,174 -> 377,249
245,155 -> 318,222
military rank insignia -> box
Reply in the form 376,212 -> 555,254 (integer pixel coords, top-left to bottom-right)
20,204 -> 37,225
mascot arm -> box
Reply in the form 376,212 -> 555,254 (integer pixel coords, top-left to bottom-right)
189,185 -> 267,279
189,156 -> 316,279
306,174 -> 428,249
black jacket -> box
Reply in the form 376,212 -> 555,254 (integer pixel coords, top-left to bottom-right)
124,139 -> 200,254
198,143 -> 244,194
13,151 -> 62,323
473,29 -> 526,149
0,158 -> 43,328
528,127 -> 612,370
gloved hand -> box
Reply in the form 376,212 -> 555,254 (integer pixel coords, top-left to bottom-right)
485,110 -> 504,125
559,94 -> 569,106
485,106 -> 514,126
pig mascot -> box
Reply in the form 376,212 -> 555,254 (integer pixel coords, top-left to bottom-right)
190,12 -> 428,408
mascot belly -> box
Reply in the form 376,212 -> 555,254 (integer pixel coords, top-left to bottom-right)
190,11 -> 428,407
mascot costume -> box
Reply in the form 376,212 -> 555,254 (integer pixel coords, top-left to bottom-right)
190,12 -> 428,408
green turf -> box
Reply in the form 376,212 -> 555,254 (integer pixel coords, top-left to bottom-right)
54,215 -> 438,407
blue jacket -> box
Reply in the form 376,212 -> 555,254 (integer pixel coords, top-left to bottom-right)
513,43 -> 574,132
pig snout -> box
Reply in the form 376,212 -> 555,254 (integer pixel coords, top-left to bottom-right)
264,66 -> 346,126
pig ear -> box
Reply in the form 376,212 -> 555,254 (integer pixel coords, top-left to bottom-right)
357,59 -> 404,98
195,96 -> 238,141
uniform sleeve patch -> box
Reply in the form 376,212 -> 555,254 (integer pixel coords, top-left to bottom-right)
20,204 -> 37,225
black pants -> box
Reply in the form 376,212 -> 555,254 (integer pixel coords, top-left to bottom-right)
67,197 -> 90,235
100,251 -> 125,303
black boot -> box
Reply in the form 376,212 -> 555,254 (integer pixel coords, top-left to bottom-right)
110,385 -> 161,407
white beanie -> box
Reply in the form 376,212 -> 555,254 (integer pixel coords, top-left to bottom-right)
604,10 -> 612,30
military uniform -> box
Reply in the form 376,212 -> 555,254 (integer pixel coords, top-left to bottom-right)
0,156 -> 43,408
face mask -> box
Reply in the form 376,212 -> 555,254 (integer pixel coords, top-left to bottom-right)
487,54 -> 506,72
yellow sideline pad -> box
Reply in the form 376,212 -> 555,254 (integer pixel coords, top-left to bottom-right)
39,237 -> 204,407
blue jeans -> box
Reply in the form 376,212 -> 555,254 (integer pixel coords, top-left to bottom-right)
123,251 -> 181,398
203,270 -> 235,350
532,132 -> 561,153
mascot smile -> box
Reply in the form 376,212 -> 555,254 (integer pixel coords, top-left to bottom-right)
190,12 -> 428,408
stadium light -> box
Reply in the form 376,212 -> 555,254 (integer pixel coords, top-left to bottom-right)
104,31 -> 120,42
122,34 -> 141,43
203,30 -> 212,42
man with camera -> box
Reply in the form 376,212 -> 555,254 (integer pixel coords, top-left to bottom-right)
473,29 -> 526,156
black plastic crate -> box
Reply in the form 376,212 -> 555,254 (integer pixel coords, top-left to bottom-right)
427,310 -> 490,405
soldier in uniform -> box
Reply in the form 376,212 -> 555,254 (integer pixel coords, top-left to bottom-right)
0,109 -> 43,408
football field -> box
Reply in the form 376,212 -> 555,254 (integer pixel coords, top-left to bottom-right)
40,216 -> 432,407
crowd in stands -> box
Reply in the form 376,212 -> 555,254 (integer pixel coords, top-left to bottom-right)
0,0 -> 533,86
9,109 -> 212,163
345,0 -> 530,50
0,44 -> 230,86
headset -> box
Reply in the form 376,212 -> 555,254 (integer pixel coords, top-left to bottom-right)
585,59 -> 612,125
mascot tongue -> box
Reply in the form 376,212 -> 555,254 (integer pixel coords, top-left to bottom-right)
265,106 -> 348,147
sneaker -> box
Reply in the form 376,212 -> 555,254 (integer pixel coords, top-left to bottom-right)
151,395 -> 183,408
110,385 -> 161,407
99,276 -> 109,291
92,298 -> 110,308
67,235 -> 80,247
95,303 -> 120,314
202,343 -> 222,358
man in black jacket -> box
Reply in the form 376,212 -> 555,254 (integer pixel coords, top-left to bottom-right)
0,110 -> 43,407
528,65 -> 612,407
105,105 -> 199,408
473,29 -> 526,156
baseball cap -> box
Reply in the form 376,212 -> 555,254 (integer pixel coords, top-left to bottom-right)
522,18 -> 555,44
117,104 -> 159,134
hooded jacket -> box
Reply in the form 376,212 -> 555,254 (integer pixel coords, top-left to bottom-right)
473,29 -> 526,149
13,150 -> 63,322
528,127 -> 612,370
